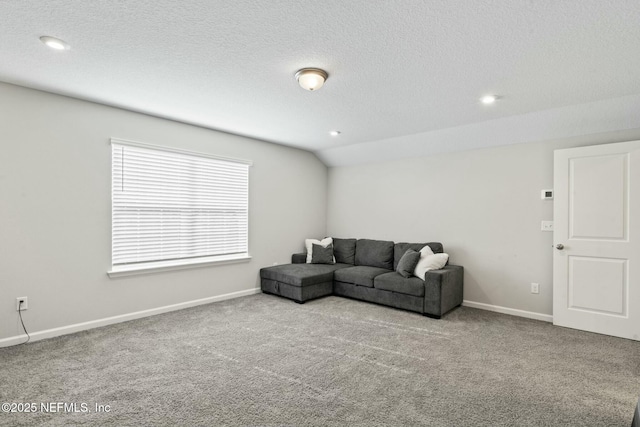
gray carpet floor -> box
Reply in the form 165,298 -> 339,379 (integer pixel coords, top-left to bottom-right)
1,293 -> 639,426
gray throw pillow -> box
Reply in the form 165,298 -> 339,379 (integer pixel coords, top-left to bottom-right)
396,249 -> 421,278
312,243 -> 335,264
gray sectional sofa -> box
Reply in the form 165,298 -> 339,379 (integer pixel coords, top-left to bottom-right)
260,238 -> 464,319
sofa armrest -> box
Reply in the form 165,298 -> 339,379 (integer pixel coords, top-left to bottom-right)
423,265 -> 464,317
291,253 -> 307,264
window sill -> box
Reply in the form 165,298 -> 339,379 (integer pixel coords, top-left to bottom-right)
107,254 -> 252,278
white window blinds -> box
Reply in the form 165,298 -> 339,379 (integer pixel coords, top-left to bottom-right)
111,139 -> 250,267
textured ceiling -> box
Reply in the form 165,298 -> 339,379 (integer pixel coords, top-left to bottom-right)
2,0 -> 640,165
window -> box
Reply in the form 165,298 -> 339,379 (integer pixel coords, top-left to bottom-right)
109,138 -> 251,276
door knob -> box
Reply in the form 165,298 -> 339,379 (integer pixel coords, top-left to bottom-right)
555,244 -> 564,250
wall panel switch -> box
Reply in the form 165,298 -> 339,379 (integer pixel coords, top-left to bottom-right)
541,221 -> 554,231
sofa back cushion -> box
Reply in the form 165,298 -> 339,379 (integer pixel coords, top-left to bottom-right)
332,238 -> 357,265
355,239 -> 394,270
393,242 -> 443,270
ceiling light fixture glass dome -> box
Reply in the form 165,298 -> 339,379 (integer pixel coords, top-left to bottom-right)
40,36 -> 70,50
296,68 -> 328,91
480,94 -> 498,104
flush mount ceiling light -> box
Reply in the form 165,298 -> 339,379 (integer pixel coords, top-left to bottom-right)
480,94 -> 499,105
329,130 -> 341,137
295,68 -> 328,91
40,36 -> 70,51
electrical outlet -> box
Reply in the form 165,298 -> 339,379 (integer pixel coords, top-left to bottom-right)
16,297 -> 28,311
273,262 -> 278,266
531,283 -> 539,294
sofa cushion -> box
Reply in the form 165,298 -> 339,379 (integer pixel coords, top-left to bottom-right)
260,263 -> 350,287
355,239 -> 394,269
393,242 -> 443,270
311,243 -> 335,264
374,272 -> 425,297
334,266 -> 391,288
396,249 -> 421,278
332,238 -> 357,265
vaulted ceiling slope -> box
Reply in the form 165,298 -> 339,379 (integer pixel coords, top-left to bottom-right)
2,1 -> 640,166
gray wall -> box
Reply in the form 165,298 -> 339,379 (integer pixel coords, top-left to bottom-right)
327,130 -> 640,316
0,83 -> 327,340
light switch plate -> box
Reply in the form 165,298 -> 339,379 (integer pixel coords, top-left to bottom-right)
541,221 -> 554,231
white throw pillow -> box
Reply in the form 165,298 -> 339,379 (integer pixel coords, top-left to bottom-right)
417,244 -> 434,258
412,245 -> 434,277
414,246 -> 449,280
305,237 -> 334,263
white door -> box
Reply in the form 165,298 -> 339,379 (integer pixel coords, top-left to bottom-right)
553,140 -> 640,341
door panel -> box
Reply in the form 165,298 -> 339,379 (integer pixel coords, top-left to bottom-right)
554,140 -> 640,341
568,256 -> 626,316
569,154 -> 627,240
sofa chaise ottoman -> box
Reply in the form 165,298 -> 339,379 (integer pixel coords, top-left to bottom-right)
260,238 -> 464,319
260,262 -> 349,303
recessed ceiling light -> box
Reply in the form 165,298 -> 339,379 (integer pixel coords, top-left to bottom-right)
329,130 -> 341,137
40,36 -> 70,51
296,68 -> 328,91
480,95 -> 499,104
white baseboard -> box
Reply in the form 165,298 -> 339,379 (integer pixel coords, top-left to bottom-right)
0,287 -> 261,348
462,300 -> 553,323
